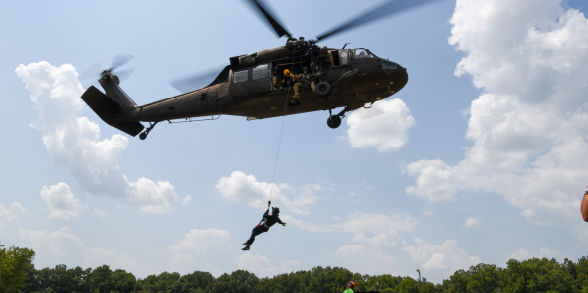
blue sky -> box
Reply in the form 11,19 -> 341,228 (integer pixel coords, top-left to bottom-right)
1,0 -> 587,282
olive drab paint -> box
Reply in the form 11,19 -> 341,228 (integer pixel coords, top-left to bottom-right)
78,0 -> 437,140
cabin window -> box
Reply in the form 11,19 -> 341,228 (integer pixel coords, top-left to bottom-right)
233,70 -> 248,83
340,49 -> 350,65
252,64 -> 269,80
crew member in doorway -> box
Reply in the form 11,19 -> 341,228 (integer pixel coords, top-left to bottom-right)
582,186 -> 588,222
282,68 -> 294,88
272,68 -> 282,91
291,66 -> 314,106
242,201 -> 286,250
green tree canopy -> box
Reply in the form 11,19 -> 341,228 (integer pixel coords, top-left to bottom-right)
0,246 -> 35,292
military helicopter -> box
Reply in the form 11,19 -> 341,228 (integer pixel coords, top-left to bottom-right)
81,0 -> 439,140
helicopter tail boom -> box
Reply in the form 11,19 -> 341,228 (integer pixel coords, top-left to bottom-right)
80,86 -> 145,136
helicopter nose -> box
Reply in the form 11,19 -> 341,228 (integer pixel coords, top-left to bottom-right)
381,60 -> 408,92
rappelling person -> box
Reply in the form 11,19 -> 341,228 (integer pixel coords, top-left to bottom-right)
242,201 -> 286,250
291,66 -> 314,106
343,281 -> 356,293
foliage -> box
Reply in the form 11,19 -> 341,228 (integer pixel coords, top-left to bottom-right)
7,245 -> 587,293
0,246 -> 35,292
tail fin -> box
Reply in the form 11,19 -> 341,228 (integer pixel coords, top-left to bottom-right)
81,86 -> 144,136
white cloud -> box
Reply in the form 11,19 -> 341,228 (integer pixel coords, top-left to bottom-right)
463,217 -> 480,228
41,182 -> 86,220
91,208 -> 107,218
342,212 -> 417,246
15,61 -> 178,213
21,226 -> 139,273
0,204 -> 18,229
510,247 -> 567,261
181,195 -> 193,206
237,253 -> 301,277
406,0 -> 588,225
215,171 -> 318,215
11,203 -> 27,214
168,228 -> 233,275
347,98 -> 415,151
401,239 -> 480,276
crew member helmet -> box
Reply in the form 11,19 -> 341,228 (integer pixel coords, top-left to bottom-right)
347,281 -> 356,289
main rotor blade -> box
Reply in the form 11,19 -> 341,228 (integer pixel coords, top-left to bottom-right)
316,0 -> 444,42
246,0 -> 292,39
170,66 -> 227,93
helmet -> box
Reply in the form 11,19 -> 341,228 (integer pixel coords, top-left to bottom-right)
347,281 -> 356,289
283,69 -> 291,76
272,207 -> 280,214
303,66 -> 309,72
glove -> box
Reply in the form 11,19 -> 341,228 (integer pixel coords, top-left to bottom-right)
281,223 -> 286,226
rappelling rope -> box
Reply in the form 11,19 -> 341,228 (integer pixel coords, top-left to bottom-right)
267,62 -> 296,206
267,89 -> 290,205
267,51 -> 298,208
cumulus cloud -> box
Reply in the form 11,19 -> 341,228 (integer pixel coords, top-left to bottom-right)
406,0 -> 588,224
181,195 -> 193,206
237,253 -> 301,277
15,61 -> 178,213
347,98 -> 415,151
41,182 -> 86,220
321,212 -> 477,281
91,208 -> 107,218
11,203 -> 27,214
463,217 -> 480,228
402,239 -> 480,272
21,226 -> 139,273
510,247 -> 567,261
0,204 -> 18,229
215,171 -> 319,215
169,228 -> 233,275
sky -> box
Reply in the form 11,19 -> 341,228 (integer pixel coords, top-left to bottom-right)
1,0 -> 587,283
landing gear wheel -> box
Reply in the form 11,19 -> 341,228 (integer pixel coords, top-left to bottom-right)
327,115 -> 341,129
314,81 -> 331,97
139,121 -> 159,140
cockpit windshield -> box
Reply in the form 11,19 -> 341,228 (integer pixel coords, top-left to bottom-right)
352,48 -> 378,59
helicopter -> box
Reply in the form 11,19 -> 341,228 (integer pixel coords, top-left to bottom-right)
81,0 -> 439,140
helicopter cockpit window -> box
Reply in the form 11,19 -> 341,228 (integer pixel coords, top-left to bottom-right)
252,64 -> 269,80
233,69 -> 248,83
353,48 -> 372,58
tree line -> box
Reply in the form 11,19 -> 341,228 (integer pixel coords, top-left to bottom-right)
2,246 -> 588,292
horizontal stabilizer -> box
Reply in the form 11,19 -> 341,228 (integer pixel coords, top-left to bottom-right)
81,86 -> 144,137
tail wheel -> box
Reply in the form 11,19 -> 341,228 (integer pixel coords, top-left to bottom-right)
314,81 -> 331,97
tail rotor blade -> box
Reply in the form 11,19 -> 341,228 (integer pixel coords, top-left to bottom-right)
110,54 -> 134,70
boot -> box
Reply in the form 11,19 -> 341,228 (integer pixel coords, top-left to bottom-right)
242,245 -> 250,251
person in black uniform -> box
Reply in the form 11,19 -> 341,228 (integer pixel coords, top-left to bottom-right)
242,201 -> 286,250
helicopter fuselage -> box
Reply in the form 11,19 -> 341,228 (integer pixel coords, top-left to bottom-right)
82,44 -> 408,138
126,46 -> 407,122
